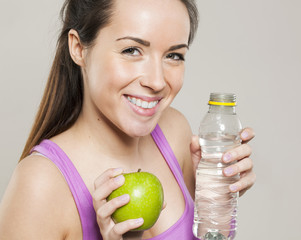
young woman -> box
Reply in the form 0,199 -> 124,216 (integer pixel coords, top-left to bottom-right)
0,0 -> 255,239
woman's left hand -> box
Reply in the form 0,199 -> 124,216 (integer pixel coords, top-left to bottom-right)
222,128 -> 256,196
190,127 -> 256,197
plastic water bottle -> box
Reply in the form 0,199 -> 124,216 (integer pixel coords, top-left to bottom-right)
193,93 -> 242,240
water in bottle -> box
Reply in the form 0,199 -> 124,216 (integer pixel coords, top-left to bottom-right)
193,93 -> 242,240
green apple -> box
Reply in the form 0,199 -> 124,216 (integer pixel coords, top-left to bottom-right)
107,170 -> 164,231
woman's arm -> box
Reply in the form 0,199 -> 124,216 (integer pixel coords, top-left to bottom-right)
0,155 -> 72,240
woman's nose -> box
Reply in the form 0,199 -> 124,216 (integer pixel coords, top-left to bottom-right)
139,58 -> 166,92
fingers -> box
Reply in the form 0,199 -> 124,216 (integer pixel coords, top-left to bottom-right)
222,144 -> 252,164
223,157 -> 254,193
108,218 -> 144,240
220,127 -> 255,195
229,170 -> 256,195
93,174 -> 125,202
190,135 -> 200,154
94,168 -> 124,189
93,168 -> 144,240
223,155 -> 255,194
96,192 -> 144,240
223,157 -> 253,177
190,135 -> 202,172
240,127 -> 255,143
93,168 -> 125,206
96,194 -> 130,221
238,171 -> 257,197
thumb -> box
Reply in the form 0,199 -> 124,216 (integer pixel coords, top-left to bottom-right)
190,135 -> 201,176
190,135 -> 200,154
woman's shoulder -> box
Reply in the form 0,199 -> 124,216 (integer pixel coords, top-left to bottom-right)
0,154 -> 77,239
158,106 -> 192,143
158,107 -> 192,167
159,106 -> 190,127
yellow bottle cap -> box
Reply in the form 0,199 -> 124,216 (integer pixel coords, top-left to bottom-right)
208,101 -> 236,106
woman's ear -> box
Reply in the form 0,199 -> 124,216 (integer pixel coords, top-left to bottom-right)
68,29 -> 86,67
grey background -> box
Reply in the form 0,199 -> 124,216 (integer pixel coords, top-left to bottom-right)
0,0 -> 300,239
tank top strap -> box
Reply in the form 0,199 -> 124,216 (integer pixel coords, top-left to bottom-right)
30,140 -> 102,240
151,125 -> 186,196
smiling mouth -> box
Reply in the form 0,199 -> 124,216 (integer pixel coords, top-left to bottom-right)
126,95 -> 159,109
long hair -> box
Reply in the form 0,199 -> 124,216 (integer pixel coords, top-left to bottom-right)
20,0 -> 199,161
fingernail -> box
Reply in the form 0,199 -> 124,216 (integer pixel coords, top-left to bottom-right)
224,167 -> 234,176
223,153 -> 232,163
119,194 -> 130,202
241,131 -> 249,139
135,218 -> 144,224
230,184 -> 238,192
113,168 -> 124,176
114,175 -> 125,184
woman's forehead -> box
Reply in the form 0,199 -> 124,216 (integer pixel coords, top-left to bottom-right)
102,0 -> 190,43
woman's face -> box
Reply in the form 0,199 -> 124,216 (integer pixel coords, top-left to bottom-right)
82,0 -> 190,137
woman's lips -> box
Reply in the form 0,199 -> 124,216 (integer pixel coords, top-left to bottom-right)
126,95 -> 159,109
124,95 -> 162,116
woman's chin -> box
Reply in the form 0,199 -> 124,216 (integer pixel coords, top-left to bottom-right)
124,122 -> 157,138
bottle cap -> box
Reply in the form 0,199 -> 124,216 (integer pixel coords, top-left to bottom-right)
208,93 -> 236,106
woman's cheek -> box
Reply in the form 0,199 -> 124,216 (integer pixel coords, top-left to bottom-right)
110,60 -> 146,85
167,67 -> 185,94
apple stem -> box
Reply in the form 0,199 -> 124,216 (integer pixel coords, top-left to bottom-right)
138,168 -> 141,172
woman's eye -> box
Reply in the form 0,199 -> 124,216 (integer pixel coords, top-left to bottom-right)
121,47 -> 140,56
166,53 -> 185,61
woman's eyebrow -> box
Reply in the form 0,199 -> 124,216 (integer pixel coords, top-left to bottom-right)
168,44 -> 189,51
116,36 -> 151,47
116,36 -> 188,51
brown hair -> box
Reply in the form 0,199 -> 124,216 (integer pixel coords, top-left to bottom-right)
20,0 -> 199,161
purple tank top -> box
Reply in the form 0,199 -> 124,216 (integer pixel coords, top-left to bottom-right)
30,124 -> 197,240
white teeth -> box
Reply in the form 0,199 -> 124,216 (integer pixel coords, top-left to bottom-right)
136,99 -> 142,107
148,102 -> 153,109
127,96 -> 159,109
141,101 -> 148,108
148,101 -> 156,108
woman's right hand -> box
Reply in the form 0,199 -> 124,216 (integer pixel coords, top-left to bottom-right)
92,168 -> 144,240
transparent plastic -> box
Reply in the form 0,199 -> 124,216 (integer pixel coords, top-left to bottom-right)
193,93 -> 242,240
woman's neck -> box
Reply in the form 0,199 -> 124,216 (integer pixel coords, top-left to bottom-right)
71,109 -> 145,164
